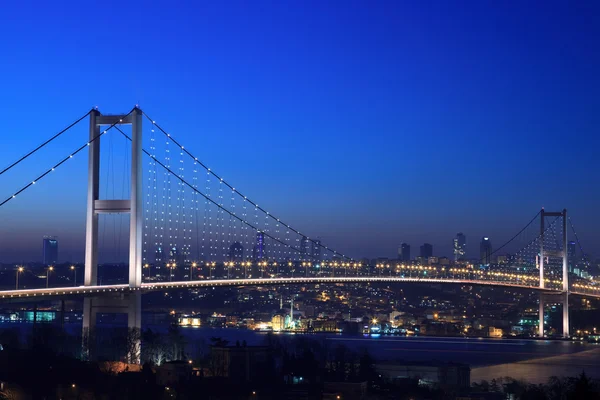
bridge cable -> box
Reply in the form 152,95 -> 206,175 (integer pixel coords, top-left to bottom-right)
0,109 -> 135,208
115,127 -> 328,259
568,217 -> 591,270
472,210 -> 542,266
0,109 -> 92,176
141,111 -> 350,260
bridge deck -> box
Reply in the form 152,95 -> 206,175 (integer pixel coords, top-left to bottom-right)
0,276 -> 593,301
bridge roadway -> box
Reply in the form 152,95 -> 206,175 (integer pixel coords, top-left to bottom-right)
1,276 -> 596,301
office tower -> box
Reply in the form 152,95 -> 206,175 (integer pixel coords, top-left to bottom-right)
169,246 -> 184,265
228,242 -> 244,262
454,233 -> 466,261
568,241 -> 576,273
300,236 -> 311,260
312,239 -> 322,262
400,243 -> 411,261
480,237 -> 492,265
253,232 -> 265,260
155,245 -> 164,263
42,236 -> 58,265
420,243 -> 433,258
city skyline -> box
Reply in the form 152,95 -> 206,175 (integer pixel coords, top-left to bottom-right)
1,2 -> 599,261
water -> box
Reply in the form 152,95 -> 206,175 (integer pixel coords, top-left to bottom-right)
1,322 -> 594,369
170,326 -> 592,367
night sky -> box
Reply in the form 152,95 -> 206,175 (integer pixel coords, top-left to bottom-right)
0,1 -> 599,262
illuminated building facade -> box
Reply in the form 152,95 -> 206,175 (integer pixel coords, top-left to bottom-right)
453,233 -> 466,262
42,236 -> 58,266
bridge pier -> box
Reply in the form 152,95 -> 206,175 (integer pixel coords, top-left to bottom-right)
563,292 -> 570,338
538,293 -> 569,338
82,293 -> 142,363
538,295 -> 544,338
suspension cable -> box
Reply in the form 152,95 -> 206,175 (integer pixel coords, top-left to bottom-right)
514,217 -> 559,261
141,111 -> 349,260
568,217 -> 591,266
0,108 -> 135,208
476,210 -> 542,265
0,109 -> 93,176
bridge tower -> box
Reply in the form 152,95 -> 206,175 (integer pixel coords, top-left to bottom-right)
538,208 -> 569,338
84,108 -> 143,288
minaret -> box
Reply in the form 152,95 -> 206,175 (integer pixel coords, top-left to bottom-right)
280,296 -> 283,310
289,297 -> 294,327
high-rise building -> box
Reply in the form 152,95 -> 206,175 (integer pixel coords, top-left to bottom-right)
253,232 -> 265,260
42,236 -> 58,266
229,242 -> 244,262
169,246 -> 184,266
312,240 -> 322,262
300,236 -> 311,260
568,241 -> 576,273
453,233 -> 466,262
155,246 -> 164,263
420,243 -> 433,258
480,237 -> 492,266
399,243 -> 411,261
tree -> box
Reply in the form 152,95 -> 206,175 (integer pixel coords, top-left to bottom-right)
358,350 -> 376,384
569,372 -> 599,400
126,327 -> 142,364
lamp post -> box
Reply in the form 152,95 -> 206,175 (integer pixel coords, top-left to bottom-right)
191,262 -> 197,281
166,263 -> 173,282
46,266 -> 54,288
16,266 -> 24,289
70,265 -> 77,286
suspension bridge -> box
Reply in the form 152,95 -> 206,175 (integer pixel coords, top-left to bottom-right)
0,107 -> 598,342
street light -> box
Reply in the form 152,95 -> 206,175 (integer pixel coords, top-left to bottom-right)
46,266 -> 54,288
16,266 -> 24,289
166,263 -> 173,282
191,262 -> 197,281
70,265 -> 76,286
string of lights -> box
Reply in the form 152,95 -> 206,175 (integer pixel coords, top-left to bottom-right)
150,127 -> 159,274
242,197 -> 249,262
192,157 -> 200,263
115,128 -> 312,257
165,128 -> 173,267
141,111 -> 351,260
158,125 -> 169,270
218,179 -> 226,259
206,170 -> 214,259
229,188 -> 236,261
569,217 -> 591,268
470,210 -> 543,267
514,217 -> 559,260
178,142 -> 188,266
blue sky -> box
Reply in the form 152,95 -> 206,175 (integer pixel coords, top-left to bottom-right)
0,1 -> 599,262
